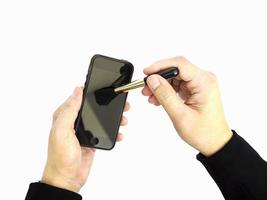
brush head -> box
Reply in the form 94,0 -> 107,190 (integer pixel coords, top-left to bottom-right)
94,86 -> 120,105
94,67 -> 131,105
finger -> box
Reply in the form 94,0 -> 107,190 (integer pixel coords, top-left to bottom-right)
149,95 -> 160,105
116,133 -> 124,142
146,74 -> 190,121
169,78 -> 181,92
53,87 -> 83,130
178,82 -> 191,101
141,85 -> 153,96
154,101 -> 161,106
81,146 -> 96,154
144,56 -> 200,82
123,101 -> 130,112
53,88 -> 81,123
120,116 -> 128,126
148,95 -> 158,104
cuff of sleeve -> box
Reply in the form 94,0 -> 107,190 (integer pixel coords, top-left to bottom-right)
197,130 -> 238,166
196,130 -> 263,173
25,182 -> 82,200
196,130 -> 267,199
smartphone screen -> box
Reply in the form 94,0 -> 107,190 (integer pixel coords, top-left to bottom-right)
75,55 -> 134,150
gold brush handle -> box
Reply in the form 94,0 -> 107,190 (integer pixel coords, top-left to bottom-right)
114,79 -> 145,93
114,67 -> 179,93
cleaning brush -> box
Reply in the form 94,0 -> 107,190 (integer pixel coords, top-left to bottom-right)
94,67 -> 179,105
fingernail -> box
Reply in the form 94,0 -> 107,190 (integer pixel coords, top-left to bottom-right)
147,75 -> 160,90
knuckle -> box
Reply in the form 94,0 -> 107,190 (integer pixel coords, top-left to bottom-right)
64,100 -> 75,111
202,71 -> 219,91
203,70 -> 218,83
175,55 -> 186,61
208,71 -> 217,79
174,56 -> 187,65
208,72 -> 218,83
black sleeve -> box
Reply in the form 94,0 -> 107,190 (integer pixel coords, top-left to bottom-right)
197,130 -> 267,200
25,182 -> 82,200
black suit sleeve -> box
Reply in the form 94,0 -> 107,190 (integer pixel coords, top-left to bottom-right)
25,182 -> 82,200
197,130 -> 267,200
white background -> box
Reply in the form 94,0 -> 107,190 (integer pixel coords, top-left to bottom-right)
0,0 -> 267,199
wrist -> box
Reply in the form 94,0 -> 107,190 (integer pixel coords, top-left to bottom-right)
42,166 -> 81,193
199,128 -> 233,157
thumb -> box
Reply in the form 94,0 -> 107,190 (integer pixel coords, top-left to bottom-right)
53,87 -> 83,130
146,75 -> 188,121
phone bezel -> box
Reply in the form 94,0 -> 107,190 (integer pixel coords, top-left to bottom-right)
75,54 -> 134,150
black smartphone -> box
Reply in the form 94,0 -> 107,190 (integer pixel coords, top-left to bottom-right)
75,54 -> 134,150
